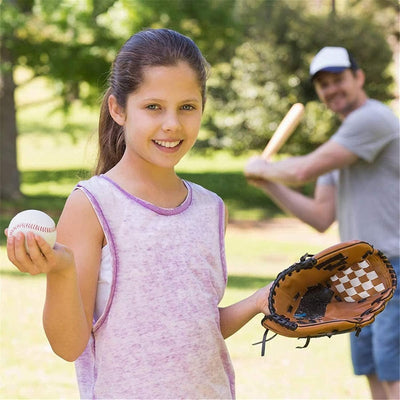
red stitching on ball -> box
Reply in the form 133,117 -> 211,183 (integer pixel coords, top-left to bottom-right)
9,222 -> 55,236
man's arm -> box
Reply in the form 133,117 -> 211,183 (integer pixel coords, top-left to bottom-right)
248,179 -> 336,232
245,140 -> 358,186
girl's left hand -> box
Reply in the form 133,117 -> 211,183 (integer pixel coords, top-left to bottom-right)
254,282 -> 273,316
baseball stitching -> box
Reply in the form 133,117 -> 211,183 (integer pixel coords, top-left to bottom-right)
9,223 -> 56,236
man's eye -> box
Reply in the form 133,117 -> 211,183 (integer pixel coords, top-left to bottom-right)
146,104 -> 160,110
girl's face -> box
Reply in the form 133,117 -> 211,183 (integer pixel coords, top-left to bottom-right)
110,61 -> 203,170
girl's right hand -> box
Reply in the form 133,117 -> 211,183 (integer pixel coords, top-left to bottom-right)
6,230 -> 74,276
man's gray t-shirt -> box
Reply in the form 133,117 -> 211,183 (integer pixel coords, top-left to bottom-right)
317,99 -> 399,258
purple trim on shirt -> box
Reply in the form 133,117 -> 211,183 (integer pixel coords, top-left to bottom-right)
75,184 -> 119,333
218,199 -> 228,284
99,174 -> 193,215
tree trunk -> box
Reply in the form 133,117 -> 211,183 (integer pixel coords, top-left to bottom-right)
0,41 -> 22,201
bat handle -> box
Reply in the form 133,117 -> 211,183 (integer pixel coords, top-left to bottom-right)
261,103 -> 305,160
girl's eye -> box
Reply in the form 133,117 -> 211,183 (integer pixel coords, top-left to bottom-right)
181,104 -> 195,111
146,104 -> 160,110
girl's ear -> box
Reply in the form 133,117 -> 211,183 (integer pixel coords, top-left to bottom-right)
108,95 -> 126,126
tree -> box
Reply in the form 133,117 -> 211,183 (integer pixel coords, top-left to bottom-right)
1,31 -> 20,200
0,0 -> 120,200
0,0 -> 242,201
0,0 -> 396,201
203,0 -> 395,155
1,1 -> 29,200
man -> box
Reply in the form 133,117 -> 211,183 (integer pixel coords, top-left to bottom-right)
244,46 -> 399,399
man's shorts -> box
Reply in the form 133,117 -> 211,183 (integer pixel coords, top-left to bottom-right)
350,256 -> 400,381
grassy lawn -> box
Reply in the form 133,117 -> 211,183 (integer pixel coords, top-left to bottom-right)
1,74 -> 370,399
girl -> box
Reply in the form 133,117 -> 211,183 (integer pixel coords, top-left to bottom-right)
7,29 -> 271,399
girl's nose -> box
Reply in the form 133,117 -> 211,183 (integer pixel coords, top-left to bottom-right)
162,111 -> 181,132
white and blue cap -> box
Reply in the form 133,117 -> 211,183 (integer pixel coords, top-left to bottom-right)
310,46 -> 358,79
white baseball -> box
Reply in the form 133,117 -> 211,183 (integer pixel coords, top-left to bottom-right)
7,209 -> 57,252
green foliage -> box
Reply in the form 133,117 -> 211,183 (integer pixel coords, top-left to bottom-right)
117,0 -> 242,64
1,0 -> 120,109
202,0 -> 395,155
300,13 -> 394,100
1,0 -> 396,155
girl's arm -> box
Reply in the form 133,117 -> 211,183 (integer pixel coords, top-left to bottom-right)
6,190 -> 103,361
219,284 -> 271,339
218,180 -> 336,338
220,204 -> 272,339
44,189 -> 104,361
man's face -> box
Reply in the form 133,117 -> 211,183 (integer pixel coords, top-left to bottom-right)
313,69 -> 365,119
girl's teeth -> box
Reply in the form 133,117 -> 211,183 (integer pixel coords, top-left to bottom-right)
154,140 -> 181,148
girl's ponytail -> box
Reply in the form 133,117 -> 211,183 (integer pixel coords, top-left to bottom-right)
94,88 -> 125,175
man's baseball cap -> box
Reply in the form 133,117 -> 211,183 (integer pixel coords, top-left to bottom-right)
309,46 -> 358,79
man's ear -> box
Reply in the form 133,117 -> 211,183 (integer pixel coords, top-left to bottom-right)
108,95 -> 126,126
355,69 -> 365,88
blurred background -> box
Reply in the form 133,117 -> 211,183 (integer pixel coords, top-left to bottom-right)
1,0 -> 398,203
0,0 -> 398,398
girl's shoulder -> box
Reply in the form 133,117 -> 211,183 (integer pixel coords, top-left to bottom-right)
75,174 -> 107,191
75,175 -> 122,202
185,180 -> 221,200
58,183 -> 105,253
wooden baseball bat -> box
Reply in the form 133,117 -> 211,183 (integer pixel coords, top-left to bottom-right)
261,103 -> 305,160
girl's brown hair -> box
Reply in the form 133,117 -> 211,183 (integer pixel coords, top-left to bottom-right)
95,29 -> 209,175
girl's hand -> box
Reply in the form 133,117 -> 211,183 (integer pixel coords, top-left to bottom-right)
5,230 -> 74,276
254,282 -> 273,317
219,281 -> 274,338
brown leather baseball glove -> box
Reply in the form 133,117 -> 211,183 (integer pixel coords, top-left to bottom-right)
255,240 -> 397,356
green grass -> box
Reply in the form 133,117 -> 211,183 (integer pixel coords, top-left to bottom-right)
0,270 -> 78,399
0,133 -> 285,243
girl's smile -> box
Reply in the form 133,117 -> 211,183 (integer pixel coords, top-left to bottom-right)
153,139 -> 183,150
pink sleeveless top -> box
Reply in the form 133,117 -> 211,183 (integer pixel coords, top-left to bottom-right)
74,175 -> 235,399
